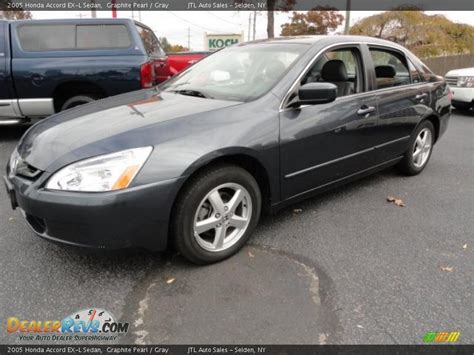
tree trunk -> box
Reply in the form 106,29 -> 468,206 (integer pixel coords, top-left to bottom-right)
267,0 -> 276,39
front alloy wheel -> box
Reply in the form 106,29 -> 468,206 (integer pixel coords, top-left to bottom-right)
194,183 -> 252,252
172,165 -> 261,264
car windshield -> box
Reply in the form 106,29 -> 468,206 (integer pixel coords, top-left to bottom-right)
160,43 -> 309,102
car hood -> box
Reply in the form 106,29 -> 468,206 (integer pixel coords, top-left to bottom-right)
445,67 -> 474,77
17,89 -> 241,172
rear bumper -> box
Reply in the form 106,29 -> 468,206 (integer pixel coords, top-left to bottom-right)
4,173 -> 185,251
438,110 -> 450,141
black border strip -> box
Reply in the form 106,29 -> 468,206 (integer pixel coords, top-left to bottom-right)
1,0 -> 474,11
0,345 -> 473,354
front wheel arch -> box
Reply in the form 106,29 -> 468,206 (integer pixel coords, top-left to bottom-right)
168,153 -> 273,248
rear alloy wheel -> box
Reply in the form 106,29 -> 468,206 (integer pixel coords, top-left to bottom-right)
172,165 -> 261,264
398,120 -> 435,175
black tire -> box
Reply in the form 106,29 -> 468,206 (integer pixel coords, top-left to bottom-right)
60,95 -> 96,111
172,165 -> 261,265
397,120 -> 435,175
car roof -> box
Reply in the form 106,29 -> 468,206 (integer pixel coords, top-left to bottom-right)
239,35 -> 403,49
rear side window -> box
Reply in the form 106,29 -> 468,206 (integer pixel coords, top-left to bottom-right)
18,25 -> 75,51
407,58 -> 423,83
411,57 -> 436,82
136,25 -> 165,58
370,48 -> 411,89
17,24 -> 131,51
77,25 -> 131,49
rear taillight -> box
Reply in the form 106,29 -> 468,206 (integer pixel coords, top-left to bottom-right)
140,62 -> 155,88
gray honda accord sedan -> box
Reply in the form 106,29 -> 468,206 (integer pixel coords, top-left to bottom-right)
4,36 -> 451,264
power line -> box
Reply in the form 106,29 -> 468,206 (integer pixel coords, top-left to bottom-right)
205,11 -> 242,27
168,11 -> 229,34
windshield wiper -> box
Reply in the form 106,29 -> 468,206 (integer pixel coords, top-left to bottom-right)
169,89 -> 213,99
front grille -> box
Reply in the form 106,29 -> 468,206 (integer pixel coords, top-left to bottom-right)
445,76 -> 458,87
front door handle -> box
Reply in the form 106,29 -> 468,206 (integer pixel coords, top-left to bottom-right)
31,73 -> 44,83
357,105 -> 376,116
415,93 -> 428,100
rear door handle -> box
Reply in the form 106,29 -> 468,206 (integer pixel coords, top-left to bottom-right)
415,93 -> 428,100
357,105 -> 376,116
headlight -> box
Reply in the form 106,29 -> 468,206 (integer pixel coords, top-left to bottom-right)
457,76 -> 474,88
45,147 -> 153,192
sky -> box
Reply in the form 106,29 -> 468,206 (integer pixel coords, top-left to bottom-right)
31,10 -> 474,51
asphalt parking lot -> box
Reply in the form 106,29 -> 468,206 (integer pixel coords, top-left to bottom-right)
0,111 -> 472,345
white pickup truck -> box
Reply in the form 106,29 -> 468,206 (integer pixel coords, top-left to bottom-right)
445,67 -> 474,111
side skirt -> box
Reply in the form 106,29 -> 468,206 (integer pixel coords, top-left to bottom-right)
270,156 -> 403,214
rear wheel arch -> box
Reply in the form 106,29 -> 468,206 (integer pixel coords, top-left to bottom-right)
419,114 -> 440,143
53,81 -> 107,112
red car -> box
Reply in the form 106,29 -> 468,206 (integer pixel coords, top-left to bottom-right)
165,51 -> 210,78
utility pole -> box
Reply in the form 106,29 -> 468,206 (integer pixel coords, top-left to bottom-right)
252,11 -> 257,40
187,27 -> 191,50
90,0 -> 96,18
344,0 -> 351,35
248,13 -> 251,41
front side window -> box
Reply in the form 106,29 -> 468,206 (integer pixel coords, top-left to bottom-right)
161,43 -> 309,102
369,48 -> 412,89
302,47 -> 363,97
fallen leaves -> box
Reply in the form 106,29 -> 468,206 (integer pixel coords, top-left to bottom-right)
440,266 -> 454,273
387,196 -> 406,207
165,278 -> 175,284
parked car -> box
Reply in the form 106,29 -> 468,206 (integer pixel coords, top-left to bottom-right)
0,18 -> 169,124
4,36 -> 451,264
166,51 -> 210,77
445,67 -> 474,111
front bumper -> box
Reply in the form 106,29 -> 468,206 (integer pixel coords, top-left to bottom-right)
4,172 -> 185,251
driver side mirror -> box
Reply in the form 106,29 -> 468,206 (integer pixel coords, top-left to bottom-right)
294,82 -> 338,107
